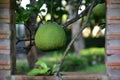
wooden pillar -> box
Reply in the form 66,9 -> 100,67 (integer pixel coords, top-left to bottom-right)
106,0 -> 120,80
10,0 -> 16,75
0,0 -> 16,80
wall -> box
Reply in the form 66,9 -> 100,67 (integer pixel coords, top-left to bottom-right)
0,0 -> 16,79
106,0 -> 120,80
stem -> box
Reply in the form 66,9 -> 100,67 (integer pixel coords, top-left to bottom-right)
24,24 -> 33,54
24,24 -> 32,46
54,0 -> 97,80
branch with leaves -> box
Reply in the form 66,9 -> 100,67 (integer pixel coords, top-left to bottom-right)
62,1 -> 97,28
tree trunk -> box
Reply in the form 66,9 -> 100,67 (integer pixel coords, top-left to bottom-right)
68,4 -> 85,55
27,46 -> 38,69
25,17 -> 38,69
72,21 -> 85,55
24,0 -> 38,69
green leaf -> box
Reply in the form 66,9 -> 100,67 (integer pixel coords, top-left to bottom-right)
28,61 -> 58,75
37,0 -> 45,9
21,11 -> 30,22
27,68 -> 41,76
27,68 -> 50,76
18,6 -> 25,12
35,61 -> 48,69
26,4 -> 39,14
51,64 -> 57,73
39,68 -> 50,74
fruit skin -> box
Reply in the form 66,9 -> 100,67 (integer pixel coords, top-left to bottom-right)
93,3 -> 106,19
35,22 -> 66,51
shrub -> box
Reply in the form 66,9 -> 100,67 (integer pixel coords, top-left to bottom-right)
16,60 -> 30,74
16,47 -> 105,73
61,55 -> 88,71
80,47 -> 105,66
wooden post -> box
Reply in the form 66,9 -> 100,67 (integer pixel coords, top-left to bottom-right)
0,0 -> 16,79
106,0 -> 120,80
10,0 -> 16,75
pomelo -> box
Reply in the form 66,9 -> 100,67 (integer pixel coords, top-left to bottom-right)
93,3 -> 106,19
35,22 -> 66,51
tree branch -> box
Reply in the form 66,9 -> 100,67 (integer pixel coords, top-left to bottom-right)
16,38 -> 34,44
62,0 -> 98,28
54,0 -> 98,80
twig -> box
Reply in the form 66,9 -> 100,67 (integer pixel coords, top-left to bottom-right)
16,38 -> 34,44
62,0 -> 97,28
24,24 -> 33,45
54,0 -> 97,80
24,24 -> 33,54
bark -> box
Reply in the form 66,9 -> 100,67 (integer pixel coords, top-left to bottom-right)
72,21 -> 85,55
10,0 -> 16,74
68,4 -> 85,55
24,0 -> 38,69
25,18 -> 38,69
27,46 -> 38,69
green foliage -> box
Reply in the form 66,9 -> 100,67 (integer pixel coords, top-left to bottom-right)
45,0 -> 68,21
16,0 -> 106,32
85,2 -> 106,29
80,47 -> 105,65
93,3 -> 106,19
36,0 -> 45,10
35,61 -> 49,69
28,60 -> 57,76
80,64 -> 105,72
16,60 -> 30,74
16,0 -> 45,23
16,6 -> 30,23
60,48 -> 105,71
28,69 -> 43,76
61,56 -> 88,71
35,21 -> 67,51
17,48 -> 105,74
16,0 -> 69,23
41,47 -> 105,72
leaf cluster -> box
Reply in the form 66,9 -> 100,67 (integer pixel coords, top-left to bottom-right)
16,0 -> 45,23
27,60 -> 57,76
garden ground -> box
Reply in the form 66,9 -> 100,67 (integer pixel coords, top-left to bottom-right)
16,47 -> 106,74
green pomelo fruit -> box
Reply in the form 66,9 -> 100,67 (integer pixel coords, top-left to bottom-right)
93,3 -> 106,19
35,22 -> 66,51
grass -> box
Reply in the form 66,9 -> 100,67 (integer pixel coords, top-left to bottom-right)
79,64 -> 106,72
40,52 -> 63,62
16,60 -> 30,74
16,60 -> 105,73
16,47 -> 106,74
